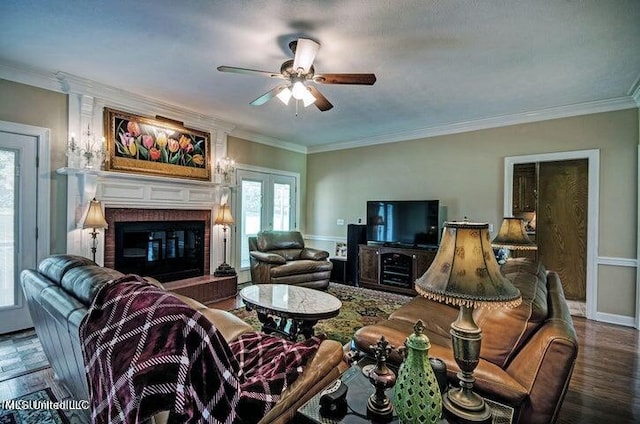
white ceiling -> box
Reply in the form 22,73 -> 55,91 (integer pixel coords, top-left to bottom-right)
1,0 -> 639,152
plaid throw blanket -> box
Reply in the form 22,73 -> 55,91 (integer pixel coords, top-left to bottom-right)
80,275 -> 322,424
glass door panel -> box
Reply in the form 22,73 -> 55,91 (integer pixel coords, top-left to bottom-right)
0,129 -> 38,333
272,177 -> 294,231
239,178 -> 264,269
0,149 -> 16,307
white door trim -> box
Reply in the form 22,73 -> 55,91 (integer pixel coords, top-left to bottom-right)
0,121 -> 50,263
504,149 -> 600,321
637,145 -> 640,330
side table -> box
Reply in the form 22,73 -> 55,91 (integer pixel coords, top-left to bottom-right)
330,257 -> 348,284
295,362 -> 514,424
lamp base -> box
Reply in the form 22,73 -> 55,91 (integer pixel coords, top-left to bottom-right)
214,263 -> 236,277
443,388 -> 492,423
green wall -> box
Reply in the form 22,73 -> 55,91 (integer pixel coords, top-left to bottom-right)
0,79 -> 68,253
306,108 -> 639,317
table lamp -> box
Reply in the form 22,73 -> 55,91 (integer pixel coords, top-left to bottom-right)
415,221 -> 522,423
83,198 -> 108,263
491,217 -> 537,263
214,203 -> 236,276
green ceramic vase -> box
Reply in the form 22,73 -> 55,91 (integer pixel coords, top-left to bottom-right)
394,320 -> 443,424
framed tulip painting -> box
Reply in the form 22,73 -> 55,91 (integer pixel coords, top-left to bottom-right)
103,108 -> 211,181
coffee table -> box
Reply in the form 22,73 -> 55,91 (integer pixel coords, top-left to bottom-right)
239,284 -> 342,341
295,359 -> 515,424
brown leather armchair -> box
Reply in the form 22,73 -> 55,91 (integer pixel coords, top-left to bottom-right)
249,230 -> 333,290
352,258 -> 578,424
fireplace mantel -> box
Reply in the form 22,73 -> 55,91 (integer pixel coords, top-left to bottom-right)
61,167 -> 231,271
58,167 -> 224,210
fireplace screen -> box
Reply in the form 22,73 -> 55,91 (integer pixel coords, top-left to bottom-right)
114,220 -> 205,282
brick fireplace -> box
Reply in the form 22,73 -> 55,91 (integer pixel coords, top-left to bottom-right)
104,208 -> 211,277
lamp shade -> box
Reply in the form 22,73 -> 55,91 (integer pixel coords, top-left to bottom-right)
83,198 -> 108,229
214,204 -> 234,226
415,221 -> 521,309
491,217 -> 537,250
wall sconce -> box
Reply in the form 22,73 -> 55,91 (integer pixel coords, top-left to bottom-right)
83,198 -> 108,262
66,124 -> 106,169
215,156 -> 235,184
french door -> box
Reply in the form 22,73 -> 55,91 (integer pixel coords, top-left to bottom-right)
0,130 -> 39,333
235,168 -> 298,273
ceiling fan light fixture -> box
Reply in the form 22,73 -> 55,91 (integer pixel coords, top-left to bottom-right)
302,88 -> 316,107
276,86 -> 292,105
291,80 -> 308,100
292,38 -> 320,74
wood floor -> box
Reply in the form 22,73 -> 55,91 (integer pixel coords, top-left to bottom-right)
1,309 -> 638,423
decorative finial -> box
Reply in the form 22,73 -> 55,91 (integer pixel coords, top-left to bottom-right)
371,336 -> 392,368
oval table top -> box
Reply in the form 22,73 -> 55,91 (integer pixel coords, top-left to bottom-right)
239,284 -> 342,320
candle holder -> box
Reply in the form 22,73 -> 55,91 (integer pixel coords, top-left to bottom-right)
65,133 -> 82,168
365,336 -> 396,422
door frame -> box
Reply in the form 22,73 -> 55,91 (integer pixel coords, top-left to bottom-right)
232,163 -> 300,283
503,149 -> 599,320
0,121 -> 50,261
0,121 -> 51,325
637,145 -> 640,330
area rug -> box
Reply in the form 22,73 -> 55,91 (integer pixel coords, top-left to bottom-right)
230,283 -> 413,345
0,329 -> 49,382
0,388 -> 69,424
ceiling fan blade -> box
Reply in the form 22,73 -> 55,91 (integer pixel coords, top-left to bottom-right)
217,66 -> 285,79
314,73 -> 377,85
250,85 -> 288,106
307,85 -> 333,111
292,38 -> 320,74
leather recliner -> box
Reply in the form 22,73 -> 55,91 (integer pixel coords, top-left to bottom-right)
249,230 -> 333,290
21,254 -> 348,424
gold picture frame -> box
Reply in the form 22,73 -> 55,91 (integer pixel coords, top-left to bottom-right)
104,108 -> 210,181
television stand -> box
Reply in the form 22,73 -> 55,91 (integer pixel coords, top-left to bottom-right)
358,244 -> 437,295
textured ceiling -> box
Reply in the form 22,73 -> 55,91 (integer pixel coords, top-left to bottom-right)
1,0 -> 639,151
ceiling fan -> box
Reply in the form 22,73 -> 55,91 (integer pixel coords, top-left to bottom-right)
217,38 -> 376,112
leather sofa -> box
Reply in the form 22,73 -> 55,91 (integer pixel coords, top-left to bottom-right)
249,230 -> 333,290
353,258 -> 578,424
21,254 -> 348,424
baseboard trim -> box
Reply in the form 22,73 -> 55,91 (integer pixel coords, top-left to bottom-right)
594,311 -> 636,328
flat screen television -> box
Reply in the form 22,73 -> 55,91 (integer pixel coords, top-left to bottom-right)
366,200 -> 440,248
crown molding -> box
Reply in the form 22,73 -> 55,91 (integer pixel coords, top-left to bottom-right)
0,60 -> 63,93
56,72 -> 236,133
307,96 -> 639,153
628,72 -> 640,107
0,60 -> 236,133
229,128 -> 308,154
631,84 -> 640,108
3,60 -> 637,154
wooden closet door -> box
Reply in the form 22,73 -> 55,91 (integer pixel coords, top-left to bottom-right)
537,159 -> 588,301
